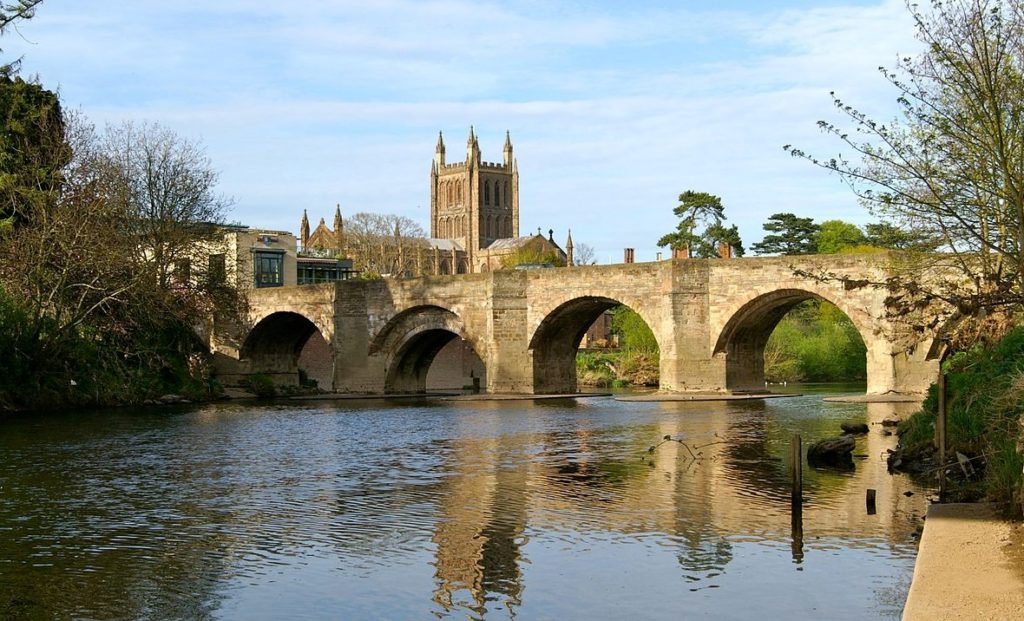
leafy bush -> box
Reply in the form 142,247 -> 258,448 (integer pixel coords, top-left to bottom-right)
898,325 -> 1024,509
764,300 -> 866,382
611,307 -> 658,353
241,374 -> 277,399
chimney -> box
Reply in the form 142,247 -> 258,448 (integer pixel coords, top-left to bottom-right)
624,248 -> 635,264
718,242 -> 733,259
672,245 -> 690,259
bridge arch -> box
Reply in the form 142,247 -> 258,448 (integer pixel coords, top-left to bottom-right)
240,310 -> 334,388
371,305 -> 487,394
713,288 -> 874,391
529,295 -> 662,394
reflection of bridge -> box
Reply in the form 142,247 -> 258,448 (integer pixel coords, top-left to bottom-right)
213,254 -> 945,395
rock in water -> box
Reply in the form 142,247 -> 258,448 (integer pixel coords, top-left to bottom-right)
808,435 -> 857,467
840,422 -> 869,435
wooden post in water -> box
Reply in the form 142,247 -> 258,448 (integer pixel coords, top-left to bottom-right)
791,434 -> 803,504
866,488 -> 877,515
790,434 -> 804,563
937,367 -> 947,502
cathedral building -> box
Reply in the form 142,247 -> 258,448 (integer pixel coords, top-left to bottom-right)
429,127 -> 565,273
300,128 -> 566,276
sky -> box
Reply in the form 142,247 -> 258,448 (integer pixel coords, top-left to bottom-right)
3,0 -> 922,263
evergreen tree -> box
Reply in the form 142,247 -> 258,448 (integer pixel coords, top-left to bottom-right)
751,212 -> 819,255
0,75 -> 69,227
657,190 -> 742,257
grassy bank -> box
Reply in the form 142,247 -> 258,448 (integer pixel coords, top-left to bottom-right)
577,350 -> 658,388
895,326 -> 1024,511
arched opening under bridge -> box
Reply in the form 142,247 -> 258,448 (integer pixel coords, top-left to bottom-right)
530,296 -> 660,394
375,306 -> 486,394
240,311 -> 334,389
715,290 -> 868,391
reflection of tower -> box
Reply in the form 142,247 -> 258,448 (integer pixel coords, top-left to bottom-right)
432,431 -> 528,615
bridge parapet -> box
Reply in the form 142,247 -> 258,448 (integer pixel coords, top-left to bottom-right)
213,253 -> 948,396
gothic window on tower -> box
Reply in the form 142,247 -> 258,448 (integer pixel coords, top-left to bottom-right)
495,183 -> 501,207
504,182 -> 510,208
484,181 -> 490,206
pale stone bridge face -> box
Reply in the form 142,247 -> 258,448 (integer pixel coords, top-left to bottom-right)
214,254 -> 944,395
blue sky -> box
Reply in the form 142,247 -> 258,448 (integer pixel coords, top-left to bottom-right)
5,0 -> 919,262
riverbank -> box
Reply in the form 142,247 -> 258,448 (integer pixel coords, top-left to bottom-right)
903,503 -> 1024,620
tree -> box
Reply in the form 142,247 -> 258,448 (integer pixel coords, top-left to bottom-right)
96,121 -> 233,290
864,222 -> 940,251
344,211 -> 429,276
0,1 -> 43,74
0,112 -> 245,408
611,306 -> 658,352
0,1 -> 40,33
657,190 -> 742,258
500,243 -> 566,269
786,0 -> 1024,327
574,242 -> 597,265
816,220 -> 866,254
751,212 -> 819,255
700,222 -> 746,257
0,75 -> 70,227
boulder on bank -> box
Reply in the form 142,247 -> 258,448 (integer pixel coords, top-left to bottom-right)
840,422 -> 869,435
808,434 -> 856,467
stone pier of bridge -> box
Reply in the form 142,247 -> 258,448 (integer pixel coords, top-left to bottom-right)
213,254 -> 944,396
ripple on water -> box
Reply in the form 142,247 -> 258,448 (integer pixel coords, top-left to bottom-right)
0,392 -> 928,620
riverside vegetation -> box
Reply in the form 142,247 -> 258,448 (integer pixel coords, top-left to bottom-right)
576,299 -> 867,389
893,323 -> 1024,512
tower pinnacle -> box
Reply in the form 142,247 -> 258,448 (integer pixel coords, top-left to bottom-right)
300,209 -> 310,249
435,131 -> 446,167
503,130 -> 513,167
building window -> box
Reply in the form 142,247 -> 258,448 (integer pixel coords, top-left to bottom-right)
254,251 -> 284,288
208,253 -> 226,285
484,180 -> 490,205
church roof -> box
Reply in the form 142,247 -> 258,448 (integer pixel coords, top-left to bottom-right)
428,238 -> 465,251
485,234 -> 562,252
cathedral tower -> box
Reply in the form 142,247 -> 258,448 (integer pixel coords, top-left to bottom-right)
430,127 -> 519,269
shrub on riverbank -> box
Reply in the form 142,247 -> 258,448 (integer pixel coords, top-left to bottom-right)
577,351 -> 658,388
895,326 -> 1024,511
764,300 -> 867,383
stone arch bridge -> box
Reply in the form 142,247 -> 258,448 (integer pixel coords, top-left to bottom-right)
213,254 -> 945,395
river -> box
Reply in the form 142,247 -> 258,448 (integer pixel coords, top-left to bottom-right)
0,387 -> 929,620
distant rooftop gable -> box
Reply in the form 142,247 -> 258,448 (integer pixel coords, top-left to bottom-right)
428,238 -> 465,252
485,234 -> 562,253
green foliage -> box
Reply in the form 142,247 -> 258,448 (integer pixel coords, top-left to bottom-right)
788,0 -> 1024,315
611,306 -> 658,352
764,300 -> 867,382
0,75 -> 70,224
864,222 -> 939,251
0,1 -> 42,74
900,326 -> 1024,506
657,190 -> 743,258
751,212 -> 819,255
242,374 -> 278,399
576,350 -> 658,388
298,368 -> 318,389
500,244 -> 566,269
816,220 -> 866,254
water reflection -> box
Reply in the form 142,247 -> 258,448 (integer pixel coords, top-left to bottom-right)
0,392 -> 929,620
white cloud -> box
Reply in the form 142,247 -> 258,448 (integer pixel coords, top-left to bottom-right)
5,0 -> 923,261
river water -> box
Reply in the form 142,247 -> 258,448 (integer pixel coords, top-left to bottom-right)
0,388 -> 929,620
